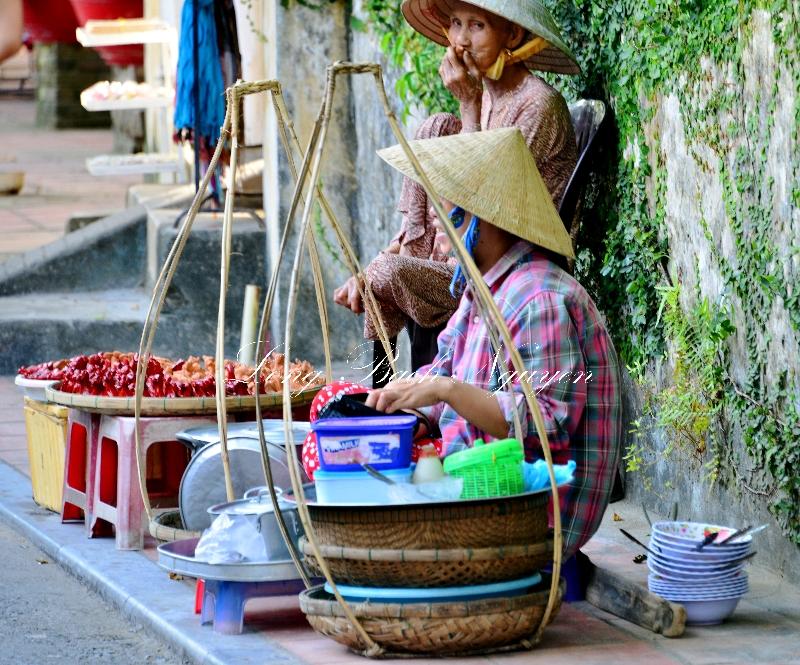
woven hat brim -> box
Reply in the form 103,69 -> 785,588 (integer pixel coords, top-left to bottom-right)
401,0 -> 580,75
377,128 -> 575,259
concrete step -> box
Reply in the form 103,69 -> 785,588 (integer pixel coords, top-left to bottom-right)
0,205 -> 147,297
0,186 -> 279,373
0,289 -> 148,373
0,287 -> 251,374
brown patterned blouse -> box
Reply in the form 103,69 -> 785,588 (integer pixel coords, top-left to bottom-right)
363,73 -> 577,341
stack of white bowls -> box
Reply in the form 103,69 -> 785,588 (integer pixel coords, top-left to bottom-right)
648,521 -> 753,626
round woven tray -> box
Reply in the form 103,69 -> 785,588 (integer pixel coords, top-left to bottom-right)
299,576 -> 565,656
301,538 -> 554,587
44,384 -> 320,416
306,491 -> 549,550
149,510 -> 201,542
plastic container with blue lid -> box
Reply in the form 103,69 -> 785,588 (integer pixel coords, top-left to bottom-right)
311,415 -> 417,471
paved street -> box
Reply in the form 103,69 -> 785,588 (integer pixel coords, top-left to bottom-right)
0,518 -> 187,665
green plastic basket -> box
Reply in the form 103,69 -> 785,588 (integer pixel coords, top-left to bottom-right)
443,438 -> 524,499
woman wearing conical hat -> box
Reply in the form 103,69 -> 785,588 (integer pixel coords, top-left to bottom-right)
334,0 -> 580,363
366,127 -> 622,558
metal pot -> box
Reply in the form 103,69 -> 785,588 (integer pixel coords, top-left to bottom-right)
207,496 -> 303,562
178,420 -> 310,532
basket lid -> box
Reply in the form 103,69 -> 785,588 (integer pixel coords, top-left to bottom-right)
443,438 -> 524,473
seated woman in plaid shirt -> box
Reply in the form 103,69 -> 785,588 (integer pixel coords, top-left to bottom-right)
366,126 -> 622,558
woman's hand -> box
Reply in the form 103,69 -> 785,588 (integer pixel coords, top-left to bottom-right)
369,375 -> 510,440
439,46 -> 483,125
366,376 -> 452,413
333,275 -> 364,314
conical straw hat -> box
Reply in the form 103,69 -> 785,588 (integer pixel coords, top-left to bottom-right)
402,0 -> 579,75
377,127 -> 575,259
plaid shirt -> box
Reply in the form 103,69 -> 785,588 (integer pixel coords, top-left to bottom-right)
418,241 -> 622,556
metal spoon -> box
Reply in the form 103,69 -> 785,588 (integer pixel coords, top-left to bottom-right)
715,524 -> 767,545
362,464 -> 397,485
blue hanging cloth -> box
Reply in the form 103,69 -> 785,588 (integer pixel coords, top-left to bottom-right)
174,0 -> 225,146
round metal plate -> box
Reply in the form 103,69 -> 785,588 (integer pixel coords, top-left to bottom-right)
281,483 -> 554,510
157,538 -> 303,582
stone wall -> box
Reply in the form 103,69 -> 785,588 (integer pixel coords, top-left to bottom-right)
627,10 -> 800,581
265,0 -> 420,376
266,4 -> 798,578
265,1 -> 362,371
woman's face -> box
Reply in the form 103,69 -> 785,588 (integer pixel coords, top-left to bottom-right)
445,2 -> 514,73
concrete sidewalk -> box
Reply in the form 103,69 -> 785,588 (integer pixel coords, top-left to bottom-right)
0,375 -> 799,665
0,97 -> 141,262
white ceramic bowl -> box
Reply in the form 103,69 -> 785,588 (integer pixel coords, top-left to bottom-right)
648,559 -> 744,581
650,587 -> 749,602
651,532 -> 750,555
650,552 -> 746,573
14,375 -> 57,402
652,521 -> 753,549
682,597 -> 742,625
650,535 -> 750,564
648,572 -> 748,595
648,576 -> 748,596
648,571 -> 747,591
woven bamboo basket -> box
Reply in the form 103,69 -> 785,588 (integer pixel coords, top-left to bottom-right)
304,490 -> 549,550
148,509 -> 201,542
301,538 -> 554,587
299,576 -> 565,657
134,67 -> 566,657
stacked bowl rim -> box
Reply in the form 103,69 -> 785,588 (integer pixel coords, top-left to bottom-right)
648,572 -> 749,595
647,559 -> 745,581
652,521 -> 753,548
650,535 -> 749,564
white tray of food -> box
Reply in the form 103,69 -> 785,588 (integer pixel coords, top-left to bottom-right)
81,80 -> 173,112
86,153 -> 182,176
76,19 -> 174,47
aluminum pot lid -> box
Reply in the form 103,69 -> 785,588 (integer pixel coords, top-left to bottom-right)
207,496 -> 296,516
179,426 -> 309,532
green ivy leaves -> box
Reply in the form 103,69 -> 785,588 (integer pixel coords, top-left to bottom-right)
356,0 -> 798,542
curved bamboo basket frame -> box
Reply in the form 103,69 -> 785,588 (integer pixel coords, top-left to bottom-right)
133,63 -> 563,658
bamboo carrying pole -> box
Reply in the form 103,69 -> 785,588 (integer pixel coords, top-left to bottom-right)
276,62 -> 563,655
133,64 -> 563,657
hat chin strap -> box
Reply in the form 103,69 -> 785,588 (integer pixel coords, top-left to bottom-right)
485,36 -> 549,80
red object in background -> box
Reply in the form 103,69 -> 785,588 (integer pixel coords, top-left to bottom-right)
68,0 -> 144,67
22,0 -> 80,44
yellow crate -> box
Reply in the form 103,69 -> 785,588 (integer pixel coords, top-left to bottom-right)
23,397 -> 69,513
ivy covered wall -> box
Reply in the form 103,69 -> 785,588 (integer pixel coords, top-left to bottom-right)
546,2 -> 799,579
268,0 -> 797,576
346,0 -> 799,577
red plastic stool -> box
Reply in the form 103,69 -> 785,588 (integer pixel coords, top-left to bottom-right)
90,415 -> 216,550
194,579 -> 205,614
61,409 -> 102,533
